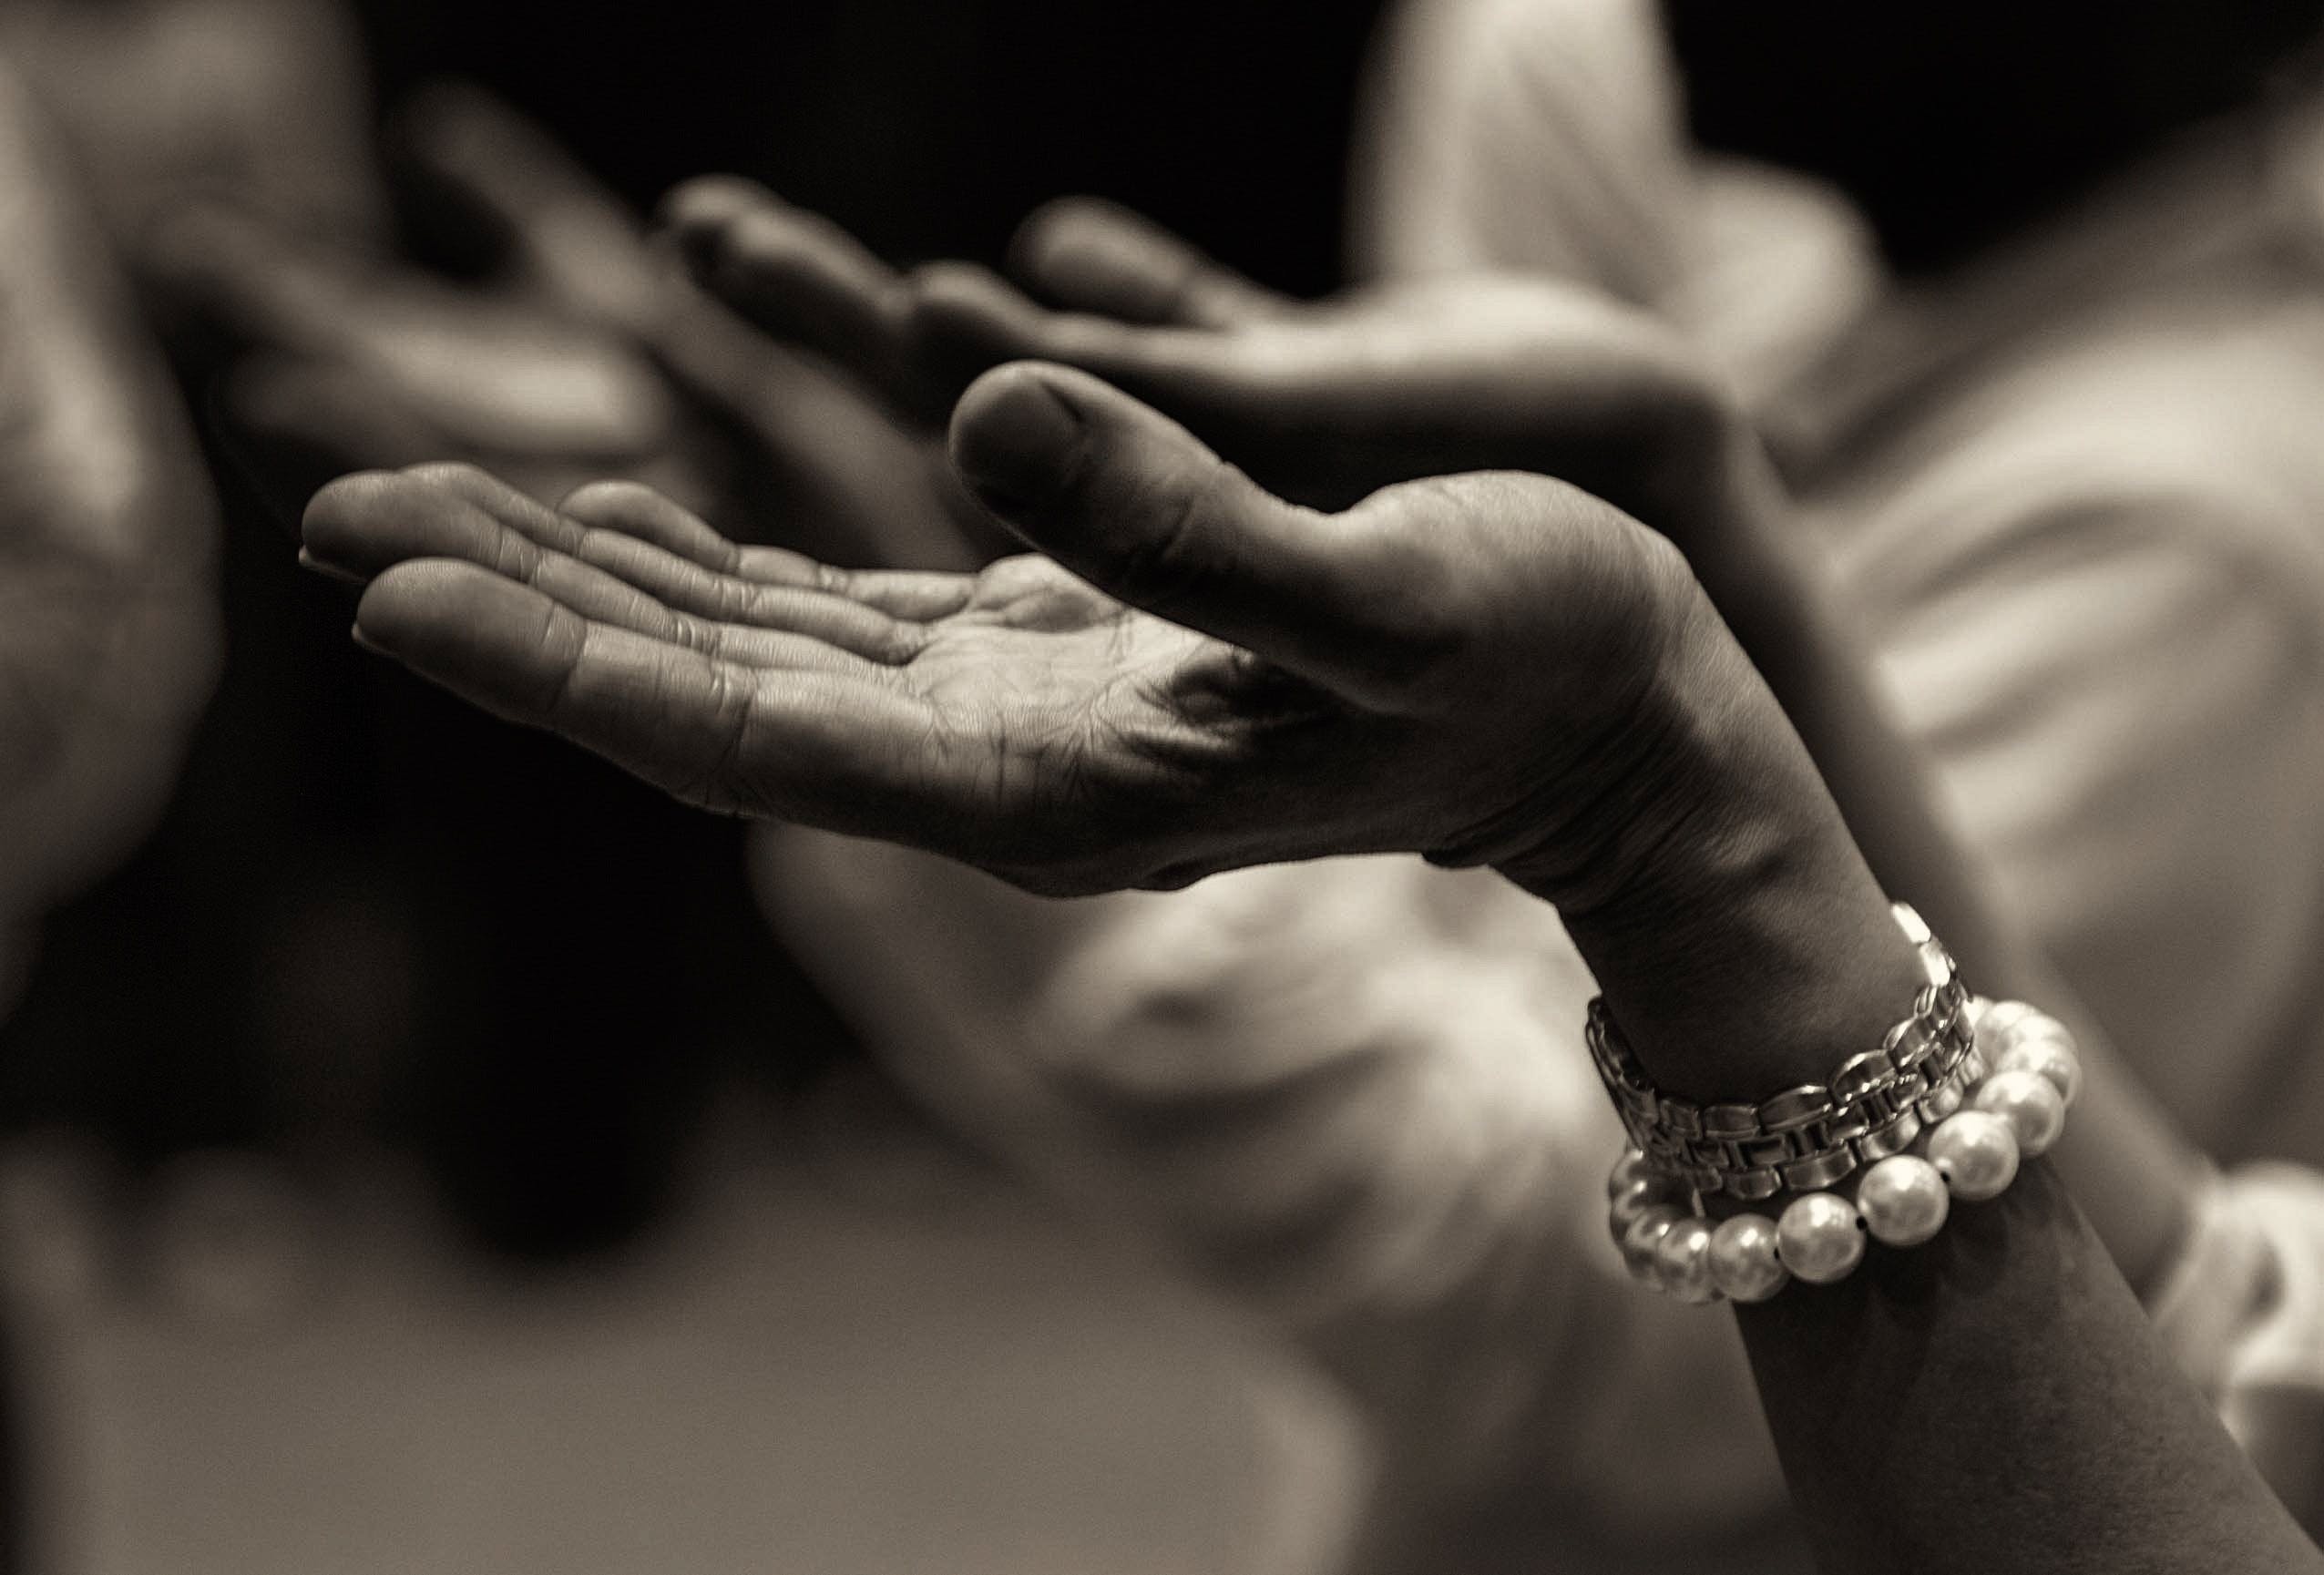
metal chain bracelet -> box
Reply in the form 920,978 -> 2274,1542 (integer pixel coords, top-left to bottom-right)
1584,903 -> 1980,1201
1592,901 -> 2088,1304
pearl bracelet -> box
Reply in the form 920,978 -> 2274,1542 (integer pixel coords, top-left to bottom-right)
1606,997 -> 2083,1304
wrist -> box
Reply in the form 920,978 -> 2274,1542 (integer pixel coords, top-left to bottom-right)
1492,593 -> 1924,1099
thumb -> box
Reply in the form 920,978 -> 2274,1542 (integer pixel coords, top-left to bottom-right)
1008,198 -> 1285,328
947,362 -> 1428,701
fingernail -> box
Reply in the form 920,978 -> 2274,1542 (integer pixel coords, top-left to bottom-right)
298,548 -> 365,585
951,367 -> 1084,514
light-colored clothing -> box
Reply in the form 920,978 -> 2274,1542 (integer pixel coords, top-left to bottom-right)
754,834 -> 1797,1570
763,5 -> 2324,1570
1357,0 -> 2324,1545
1359,0 -> 2324,1164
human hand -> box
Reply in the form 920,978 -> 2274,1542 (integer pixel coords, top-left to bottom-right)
308,346 -> 1915,1082
301,360 -> 1711,901
157,84 -> 983,569
660,185 -> 1761,576
0,67 -> 220,922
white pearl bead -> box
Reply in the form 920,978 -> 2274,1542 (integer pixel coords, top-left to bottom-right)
1653,1217 -> 1721,1304
1619,1205 -> 1684,1284
1857,1155 -> 1950,1246
1973,1069 -> 2066,1157
1919,1077 -> 1966,1122
1992,1038 -> 2082,1108
1608,1179 -> 1668,1244
1776,1191 -> 1866,1284
1927,1110 -> 2020,1201
1973,998 -> 2039,1044
1708,1213 -> 1788,1303
1607,1149 -> 1654,1200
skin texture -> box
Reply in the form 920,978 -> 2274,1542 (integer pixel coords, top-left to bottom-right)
658,183 -> 2198,1284
304,360 -> 2321,1572
302,170 -> 2230,1555
303,373 -> 1697,897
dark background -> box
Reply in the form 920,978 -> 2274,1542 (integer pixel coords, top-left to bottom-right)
0,0 -> 1388,1263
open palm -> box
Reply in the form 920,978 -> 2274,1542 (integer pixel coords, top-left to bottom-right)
303,362 -> 1698,898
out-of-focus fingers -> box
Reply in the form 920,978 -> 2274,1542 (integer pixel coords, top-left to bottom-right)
658,175 -> 911,399
143,201 -> 367,355
1008,197 -> 1286,328
394,80 -> 660,332
910,261 -> 1244,417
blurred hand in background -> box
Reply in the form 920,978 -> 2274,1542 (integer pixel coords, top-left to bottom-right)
0,0 -> 381,246
0,59 -> 220,952
660,182 -> 1766,579
155,84 -> 986,571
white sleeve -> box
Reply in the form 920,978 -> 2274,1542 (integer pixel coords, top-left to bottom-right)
1346,0 -> 1693,301
2151,1162 -> 2324,1532
753,832 -> 1787,1550
1847,486 -> 2324,1148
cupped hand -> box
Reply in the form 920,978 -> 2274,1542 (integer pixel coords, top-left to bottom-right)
661,184 -> 1749,556
301,362 -> 1705,900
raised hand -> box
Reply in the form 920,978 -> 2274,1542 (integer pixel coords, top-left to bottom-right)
158,85 -> 982,569
302,360 -> 1710,900
660,183 -> 1751,564
0,67 -> 220,920
148,88 -> 681,514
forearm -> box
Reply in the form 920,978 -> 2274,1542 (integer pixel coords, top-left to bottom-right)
1746,1162 -> 2304,1574
1496,619 -> 2319,1573
1687,443 -> 2199,1293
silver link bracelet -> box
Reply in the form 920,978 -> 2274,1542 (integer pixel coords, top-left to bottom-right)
1585,904 -> 1979,1201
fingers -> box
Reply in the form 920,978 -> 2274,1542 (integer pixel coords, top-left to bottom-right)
948,363 -> 1436,701
658,180 -> 1275,450
910,261 -> 1244,412
639,289 -> 995,571
352,558 -> 932,820
1008,198 -> 1285,328
304,467 -> 930,663
557,480 -> 979,619
394,81 -> 660,333
310,478 -> 868,674
145,202 -> 366,357
659,175 -> 913,402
